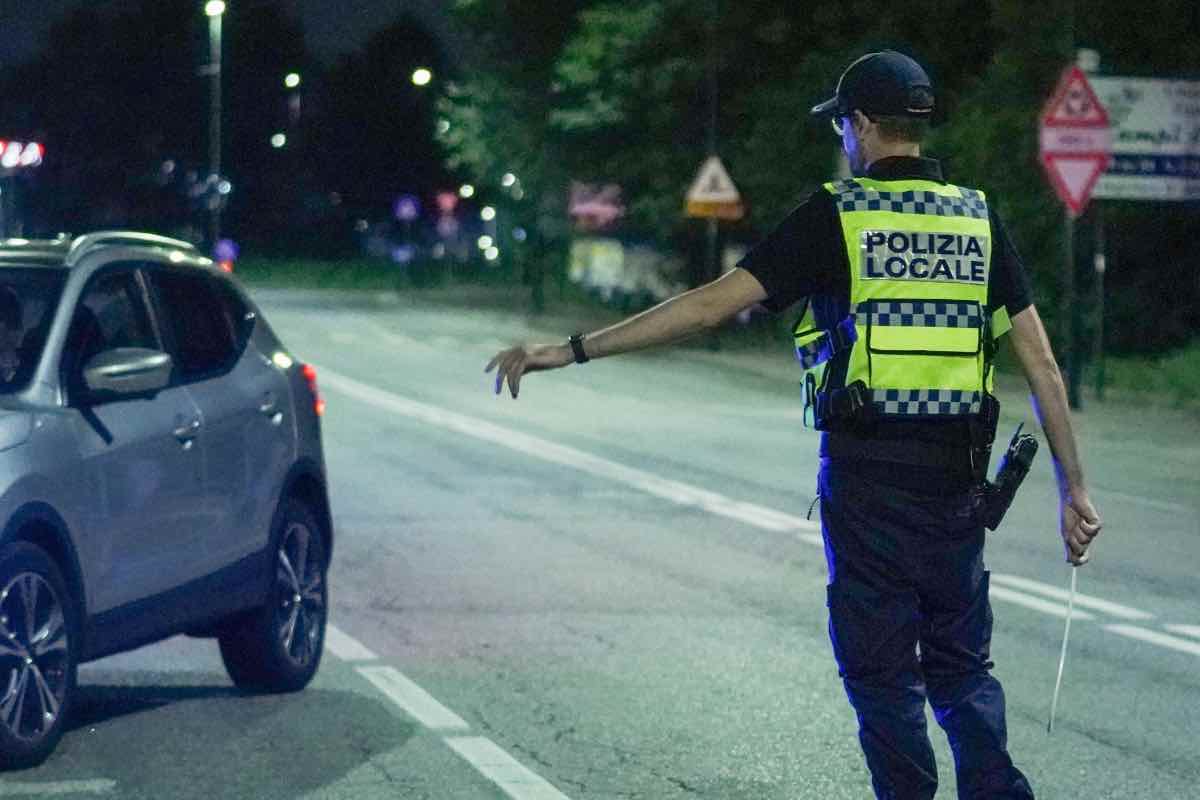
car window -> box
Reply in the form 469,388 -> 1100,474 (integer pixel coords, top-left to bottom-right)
0,267 -> 68,393
62,269 -> 159,397
149,269 -> 250,380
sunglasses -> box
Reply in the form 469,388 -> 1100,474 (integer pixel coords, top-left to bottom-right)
830,111 -> 873,137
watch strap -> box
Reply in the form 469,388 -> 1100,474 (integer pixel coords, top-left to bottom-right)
568,333 -> 589,364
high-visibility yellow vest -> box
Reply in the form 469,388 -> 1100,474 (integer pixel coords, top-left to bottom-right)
793,177 -> 1011,426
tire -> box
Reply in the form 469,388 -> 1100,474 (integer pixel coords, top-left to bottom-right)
219,498 -> 327,693
0,542 -> 79,771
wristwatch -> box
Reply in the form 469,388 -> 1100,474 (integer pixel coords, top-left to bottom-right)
568,333 -> 589,364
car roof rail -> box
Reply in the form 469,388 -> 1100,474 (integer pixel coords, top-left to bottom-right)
67,231 -> 200,265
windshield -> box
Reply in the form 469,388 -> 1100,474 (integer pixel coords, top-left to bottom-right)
0,267 -> 68,393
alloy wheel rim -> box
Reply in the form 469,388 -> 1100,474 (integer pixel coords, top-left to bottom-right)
0,572 -> 69,742
275,521 -> 325,668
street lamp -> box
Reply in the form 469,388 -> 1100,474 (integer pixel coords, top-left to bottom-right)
204,0 -> 225,248
411,67 -> 433,87
284,72 -> 301,89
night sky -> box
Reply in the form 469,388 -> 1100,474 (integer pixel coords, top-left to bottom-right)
0,0 -> 452,68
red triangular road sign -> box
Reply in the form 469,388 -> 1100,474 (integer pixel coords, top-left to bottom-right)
1041,153 -> 1109,217
1042,66 -> 1109,128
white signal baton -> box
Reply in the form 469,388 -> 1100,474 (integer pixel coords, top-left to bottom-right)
1047,565 -> 1078,734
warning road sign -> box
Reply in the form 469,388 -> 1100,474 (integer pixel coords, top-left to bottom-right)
685,156 -> 744,220
1039,65 -> 1112,217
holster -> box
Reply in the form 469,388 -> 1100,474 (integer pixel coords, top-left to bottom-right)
812,380 -> 872,431
967,393 -> 1000,483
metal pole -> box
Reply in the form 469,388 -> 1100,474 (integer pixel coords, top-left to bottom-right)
208,10 -> 223,249
1092,204 -> 1106,401
703,0 -> 720,351
1063,212 -> 1081,409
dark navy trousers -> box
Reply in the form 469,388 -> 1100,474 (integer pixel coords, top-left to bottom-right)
818,459 -> 1035,800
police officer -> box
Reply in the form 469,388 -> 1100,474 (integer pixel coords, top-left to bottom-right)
487,50 -> 1102,799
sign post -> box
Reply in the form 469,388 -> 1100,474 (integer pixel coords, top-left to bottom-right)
685,155 -> 743,349
685,155 -> 744,277
1039,66 -> 1112,408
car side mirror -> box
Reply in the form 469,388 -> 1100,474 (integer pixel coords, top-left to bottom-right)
82,348 -> 173,401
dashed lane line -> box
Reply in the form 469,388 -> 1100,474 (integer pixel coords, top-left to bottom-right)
989,573 -> 1153,620
326,625 -> 574,799
316,367 -> 1194,661
324,623 -> 379,661
446,737 -> 572,800
988,586 -> 1095,621
356,665 -> 471,732
1104,625 -> 1200,658
1163,624 -> 1200,640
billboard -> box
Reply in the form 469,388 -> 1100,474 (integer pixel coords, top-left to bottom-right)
1090,76 -> 1200,201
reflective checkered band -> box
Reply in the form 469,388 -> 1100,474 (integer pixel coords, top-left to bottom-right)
855,300 -> 982,329
796,338 -> 825,370
830,179 -> 988,220
872,389 -> 982,416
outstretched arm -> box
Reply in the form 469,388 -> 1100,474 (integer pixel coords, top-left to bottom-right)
1007,305 -> 1103,564
485,267 -> 768,398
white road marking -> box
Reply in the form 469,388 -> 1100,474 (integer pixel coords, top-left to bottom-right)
324,623 -> 379,662
318,367 -> 820,536
1163,624 -> 1200,640
989,585 -> 1096,620
320,369 -> 1200,663
990,573 -> 1153,620
351,660 -> 572,797
357,665 -> 471,731
445,736 -> 571,800
0,780 -> 116,796
1105,624 -> 1200,657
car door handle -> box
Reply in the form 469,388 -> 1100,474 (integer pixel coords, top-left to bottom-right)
259,393 -> 278,415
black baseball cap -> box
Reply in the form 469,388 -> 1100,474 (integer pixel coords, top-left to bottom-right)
810,50 -> 935,119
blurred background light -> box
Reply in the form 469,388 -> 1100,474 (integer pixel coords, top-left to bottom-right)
477,235 -> 493,250
480,206 -> 496,221
411,67 -> 433,87
204,0 -> 226,17
459,183 -> 475,198
270,133 -> 287,148
284,72 -> 301,89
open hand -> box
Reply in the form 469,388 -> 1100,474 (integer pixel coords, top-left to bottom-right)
1060,490 -> 1102,565
485,343 -> 571,398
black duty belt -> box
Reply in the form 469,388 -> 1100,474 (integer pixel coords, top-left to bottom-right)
820,432 -> 973,473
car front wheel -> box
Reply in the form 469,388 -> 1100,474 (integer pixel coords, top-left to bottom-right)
0,542 -> 78,771
218,499 -> 327,693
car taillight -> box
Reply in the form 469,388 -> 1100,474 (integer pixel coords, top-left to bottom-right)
301,363 -> 325,416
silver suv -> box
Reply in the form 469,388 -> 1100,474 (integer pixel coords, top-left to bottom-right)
0,233 -> 332,769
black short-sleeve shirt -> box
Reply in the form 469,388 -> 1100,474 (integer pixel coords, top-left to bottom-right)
737,156 -> 1034,490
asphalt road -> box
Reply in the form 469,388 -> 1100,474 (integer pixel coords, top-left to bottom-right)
4,287 -> 1197,799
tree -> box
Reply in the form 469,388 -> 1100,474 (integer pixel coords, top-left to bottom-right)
437,0 -> 593,308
